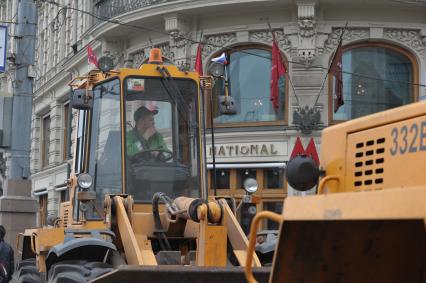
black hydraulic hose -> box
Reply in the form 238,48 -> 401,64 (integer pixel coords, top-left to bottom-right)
152,192 -> 172,251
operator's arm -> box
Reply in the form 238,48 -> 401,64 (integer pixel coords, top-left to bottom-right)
126,130 -> 140,156
152,132 -> 168,150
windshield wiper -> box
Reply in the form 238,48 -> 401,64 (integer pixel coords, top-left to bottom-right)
156,66 -> 191,119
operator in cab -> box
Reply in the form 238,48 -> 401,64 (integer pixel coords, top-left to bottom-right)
126,105 -> 168,161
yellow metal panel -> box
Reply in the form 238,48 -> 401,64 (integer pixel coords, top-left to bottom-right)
345,114 -> 426,192
131,212 -> 168,235
69,221 -> 108,230
196,223 -> 227,267
321,101 -> 426,193
282,187 -> 426,220
114,196 -> 145,265
33,228 -> 65,253
219,199 -> 261,267
134,234 -> 157,265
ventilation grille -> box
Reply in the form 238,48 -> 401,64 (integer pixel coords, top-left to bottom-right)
61,203 -> 71,227
88,72 -> 98,84
353,137 -> 385,190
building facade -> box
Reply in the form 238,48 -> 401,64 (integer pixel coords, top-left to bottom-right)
30,0 -> 426,227
0,0 -> 19,193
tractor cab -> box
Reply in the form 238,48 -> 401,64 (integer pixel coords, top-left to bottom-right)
71,50 -> 205,215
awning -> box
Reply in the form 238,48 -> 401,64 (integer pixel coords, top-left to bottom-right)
207,162 -> 286,169
54,185 -> 68,192
34,189 -> 48,196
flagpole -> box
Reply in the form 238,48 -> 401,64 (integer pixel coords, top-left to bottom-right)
313,21 -> 348,107
267,21 -> 301,108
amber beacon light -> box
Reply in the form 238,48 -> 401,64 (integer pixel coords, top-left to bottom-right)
148,48 -> 163,64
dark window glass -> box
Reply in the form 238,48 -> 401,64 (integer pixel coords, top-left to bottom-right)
60,189 -> 69,202
264,168 -> 285,189
237,168 -> 257,189
263,202 -> 283,230
211,48 -> 285,123
334,46 -> 413,120
38,194 -> 48,226
210,169 -> 230,189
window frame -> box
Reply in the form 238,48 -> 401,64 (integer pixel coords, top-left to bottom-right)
328,42 -> 419,124
207,44 -> 289,128
123,76 -> 203,203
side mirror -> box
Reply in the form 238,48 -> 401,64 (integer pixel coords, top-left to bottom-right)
71,89 -> 93,110
218,95 -> 237,115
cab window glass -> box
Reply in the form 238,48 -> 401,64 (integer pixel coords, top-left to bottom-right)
125,77 -> 201,202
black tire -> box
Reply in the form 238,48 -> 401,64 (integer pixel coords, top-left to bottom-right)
47,260 -> 113,283
10,258 -> 41,283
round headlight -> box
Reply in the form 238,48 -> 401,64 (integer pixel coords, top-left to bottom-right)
209,62 -> 225,78
77,173 -> 93,190
243,178 -> 258,194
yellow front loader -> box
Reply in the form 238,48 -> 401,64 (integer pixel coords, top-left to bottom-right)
11,49 -> 269,283
245,101 -> 426,283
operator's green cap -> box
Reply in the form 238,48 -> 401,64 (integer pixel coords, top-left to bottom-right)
134,105 -> 158,122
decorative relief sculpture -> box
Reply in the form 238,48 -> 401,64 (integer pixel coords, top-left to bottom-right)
132,50 -> 146,68
325,28 -> 369,53
249,30 -> 291,52
292,106 -> 322,135
384,29 -> 426,55
295,3 -> 317,65
202,33 -> 237,58
155,42 -> 175,62
297,18 -> 317,64
105,51 -> 125,68
170,32 -> 191,49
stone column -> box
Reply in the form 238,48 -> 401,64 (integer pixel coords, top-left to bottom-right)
164,13 -> 191,69
49,100 -> 63,166
0,180 -> 37,254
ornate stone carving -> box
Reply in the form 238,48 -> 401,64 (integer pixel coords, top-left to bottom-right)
155,42 -> 175,62
325,28 -> 370,53
249,30 -> 291,51
296,3 -> 317,64
170,32 -> 191,49
132,49 -> 146,68
94,0 -> 178,22
176,60 -> 191,72
104,51 -> 125,68
292,106 -> 322,135
297,18 -> 316,64
384,29 -> 426,54
202,33 -> 237,58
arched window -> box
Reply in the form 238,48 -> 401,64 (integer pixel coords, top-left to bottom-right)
209,46 -> 288,125
330,43 -> 418,122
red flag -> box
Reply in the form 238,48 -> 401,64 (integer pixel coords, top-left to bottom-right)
195,43 -> 203,75
87,45 -> 98,68
329,41 -> 343,113
290,137 -> 305,159
305,138 -> 319,165
270,36 -> 287,110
